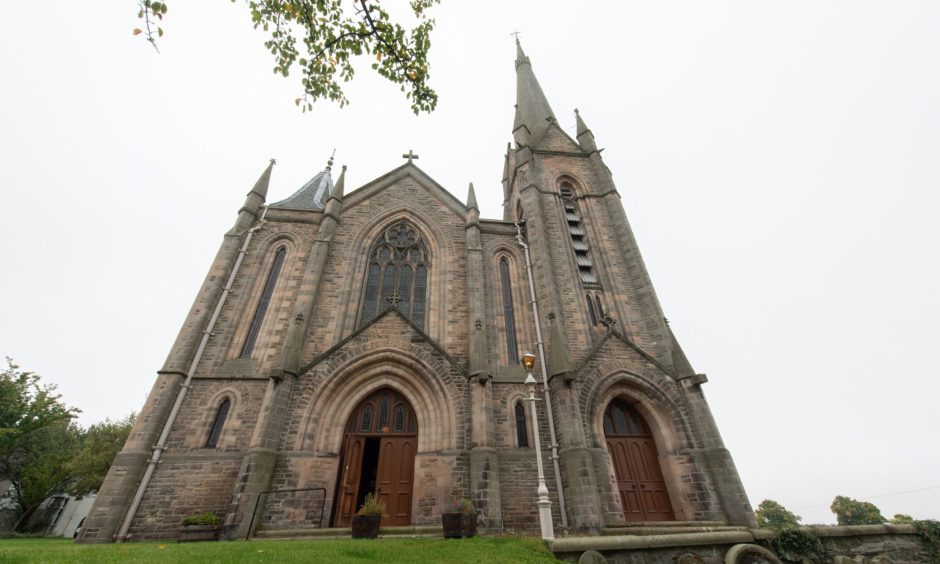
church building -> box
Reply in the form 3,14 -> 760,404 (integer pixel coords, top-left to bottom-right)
78,41 -> 755,542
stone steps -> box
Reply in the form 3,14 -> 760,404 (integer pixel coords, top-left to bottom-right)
253,524 -> 444,540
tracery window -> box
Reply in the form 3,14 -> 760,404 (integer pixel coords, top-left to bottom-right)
359,221 -> 430,329
205,399 -> 231,448
240,246 -> 286,357
603,399 -> 651,436
345,389 -> 417,434
499,258 -> 519,363
514,401 -> 529,447
560,183 -> 597,285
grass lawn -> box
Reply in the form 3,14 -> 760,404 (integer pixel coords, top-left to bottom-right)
0,536 -> 557,563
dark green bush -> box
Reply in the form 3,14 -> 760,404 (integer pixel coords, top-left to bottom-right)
181,512 -> 221,526
768,528 -> 826,563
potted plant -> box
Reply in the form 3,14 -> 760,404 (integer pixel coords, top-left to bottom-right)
351,493 -> 384,539
442,498 -> 478,538
179,512 -> 221,542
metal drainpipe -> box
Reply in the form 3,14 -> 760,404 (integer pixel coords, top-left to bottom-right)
515,221 -> 569,530
115,206 -> 268,542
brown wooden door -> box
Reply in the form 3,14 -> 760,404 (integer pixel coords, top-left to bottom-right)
375,436 -> 416,526
333,389 -> 418,527
335,435 -> 365,527
604,400 -> 675,522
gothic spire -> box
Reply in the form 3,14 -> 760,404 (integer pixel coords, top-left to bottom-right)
248,158 -> 275,201
574,108 -> 597,152
514,38 -> 556,147
466,182 -> 478,211
331,165 -> 346,200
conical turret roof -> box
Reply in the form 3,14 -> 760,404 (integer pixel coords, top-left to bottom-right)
271,154 -> 335,210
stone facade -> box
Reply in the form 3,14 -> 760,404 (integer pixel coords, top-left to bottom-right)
77,41 -> 756,543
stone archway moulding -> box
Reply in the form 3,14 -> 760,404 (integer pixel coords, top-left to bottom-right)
586,371 -> 691,454
296,348 -> 458,454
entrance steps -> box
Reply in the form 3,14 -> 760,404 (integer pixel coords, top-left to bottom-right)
253,524 -> 444,541
602,521 -> 749,537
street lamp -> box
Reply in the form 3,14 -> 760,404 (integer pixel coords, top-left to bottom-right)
521,352 -> 554,540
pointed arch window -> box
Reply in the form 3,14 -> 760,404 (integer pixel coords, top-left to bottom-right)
205,399 -> 231,448
240,246 -> 287,357
359,221 -> 430,329
514,402 -> 529,447
587,292 -> 606,326
499,258 -> 519,363
560,183 -> 597,285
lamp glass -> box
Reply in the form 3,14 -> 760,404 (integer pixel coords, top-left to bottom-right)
521,352 -> 536,371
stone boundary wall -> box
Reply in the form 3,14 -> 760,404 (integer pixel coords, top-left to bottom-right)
551,524 -> 929,564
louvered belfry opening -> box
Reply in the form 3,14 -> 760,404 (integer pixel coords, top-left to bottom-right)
358,221 -> 430,329
560,183 -> 597,284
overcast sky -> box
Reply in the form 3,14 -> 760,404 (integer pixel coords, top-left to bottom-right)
1,2 -> 938,526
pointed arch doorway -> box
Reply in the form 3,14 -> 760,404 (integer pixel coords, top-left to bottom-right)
603,399 -> 676,522
334,388 -> 417,527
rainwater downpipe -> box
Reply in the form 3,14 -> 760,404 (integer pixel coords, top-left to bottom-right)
116,206 -> 269,542
515,221 -> 569,530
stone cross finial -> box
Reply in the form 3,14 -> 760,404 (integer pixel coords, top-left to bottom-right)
402,150 -> 419,163
600,316 -> 616,329
386,291 -> 403,308
510,30 -> 521,41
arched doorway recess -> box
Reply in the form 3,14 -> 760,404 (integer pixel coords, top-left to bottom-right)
334,388 -> 417,527
604,399 -> 676,522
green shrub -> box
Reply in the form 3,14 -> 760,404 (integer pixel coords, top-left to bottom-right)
451,498 -> 478,517
755,499 -> 801,531
768,528 -> 826,563
356,493 -> 385,517
181,512 -> 221,526
914,519 -> 940,562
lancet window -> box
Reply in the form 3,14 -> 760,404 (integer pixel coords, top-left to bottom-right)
560,183 -> 597,285
240,246 -> 286,357
205,399 -> 231,448
499,258 -> 519,363
359,221 -> 430,329
514,402 -> 529,448
587,292 -> 606,326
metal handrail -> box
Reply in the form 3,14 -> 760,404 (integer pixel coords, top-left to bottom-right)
245,487 -> 327,540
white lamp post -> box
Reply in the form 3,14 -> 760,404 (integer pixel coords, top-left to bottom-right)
522,352 -> 554,541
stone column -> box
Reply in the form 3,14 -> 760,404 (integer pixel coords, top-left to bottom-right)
465,187 -> 503,529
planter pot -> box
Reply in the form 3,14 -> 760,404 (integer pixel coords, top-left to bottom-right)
461,514 -> 478,538
442,512 -> 463,539
351,514 -> 382,539
178,525 -> 220,543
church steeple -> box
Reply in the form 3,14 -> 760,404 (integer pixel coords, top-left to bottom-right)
514,38 -> 556,147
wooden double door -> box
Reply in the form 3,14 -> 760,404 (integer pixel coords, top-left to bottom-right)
334,389 -> 417,527
604,400 -> 675,522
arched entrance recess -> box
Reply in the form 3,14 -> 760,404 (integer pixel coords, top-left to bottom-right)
334,388 -> 417,527
604,399 -> 676,522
